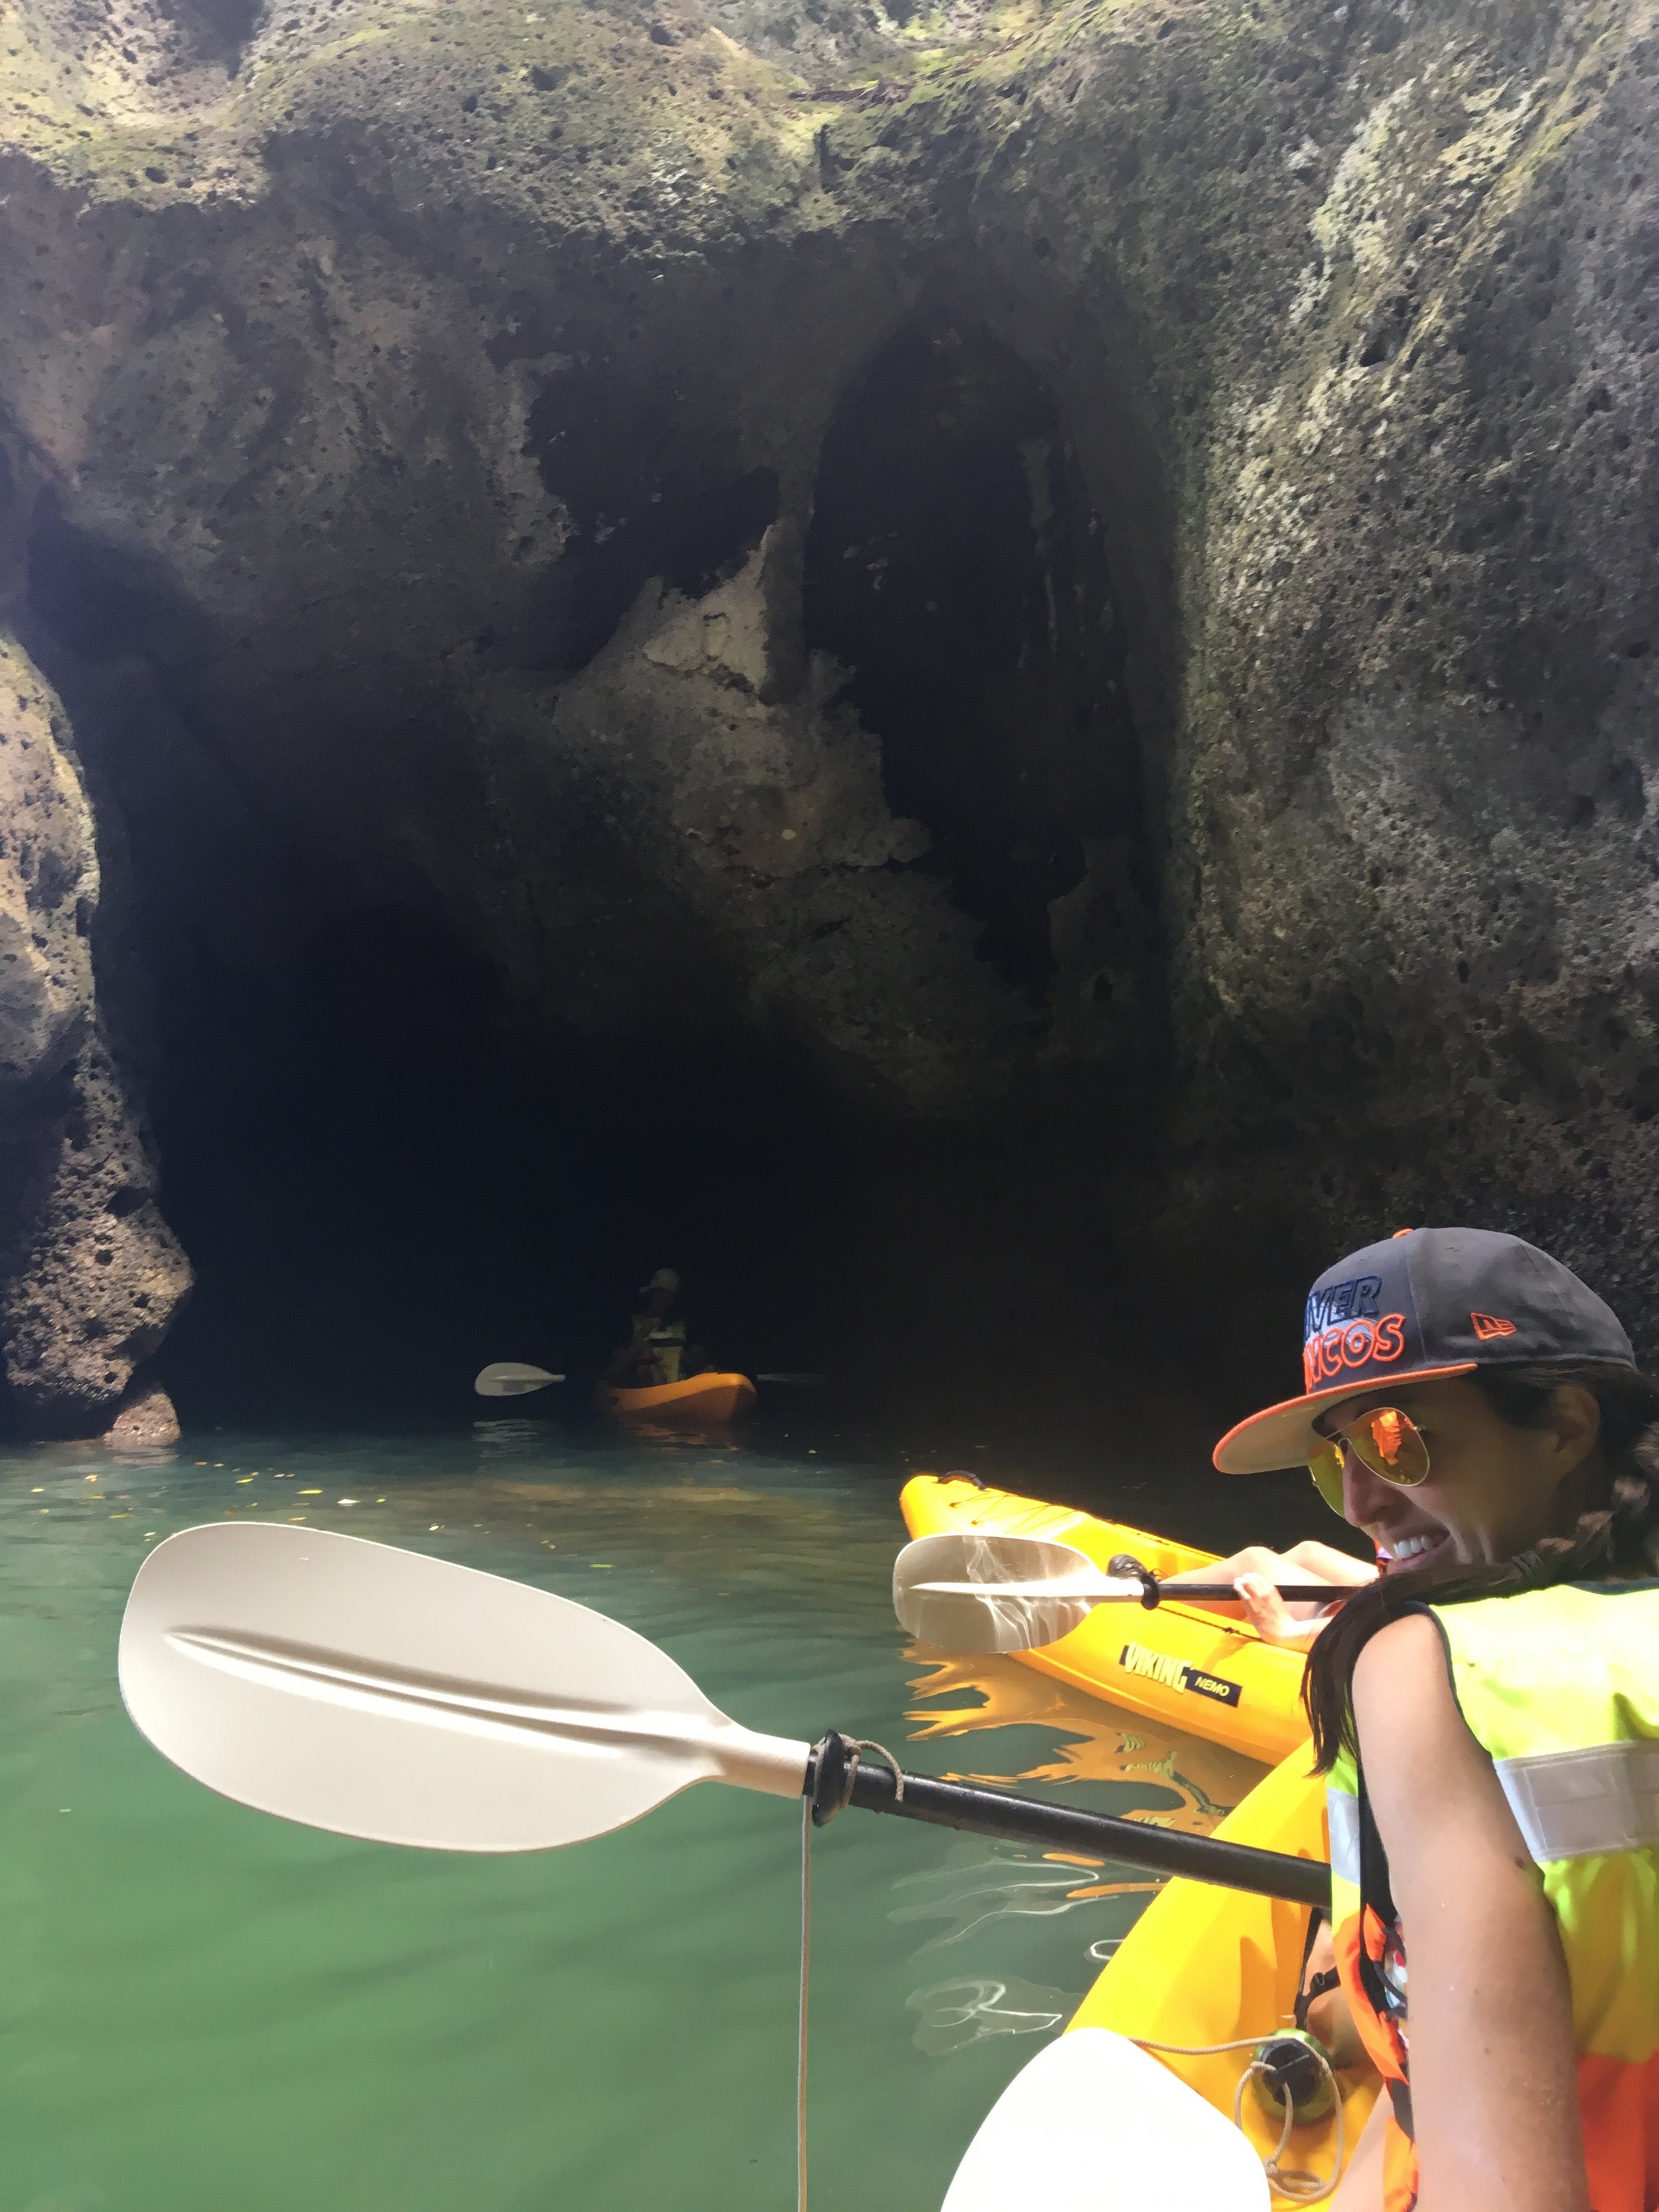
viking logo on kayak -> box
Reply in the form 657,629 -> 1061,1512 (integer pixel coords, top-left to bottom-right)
1119,1643 -> 1244,1708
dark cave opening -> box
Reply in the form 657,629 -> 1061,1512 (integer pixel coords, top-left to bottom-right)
27,630 -> 1114,1439
19,520 -> 866,1432
804,322 -> 1146,1002
142,899 -> 862,1429
123,871 -> 1182,1443
11,382 -> 1231,1453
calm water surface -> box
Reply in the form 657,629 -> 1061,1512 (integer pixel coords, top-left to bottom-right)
0,1422 -> 1266,2212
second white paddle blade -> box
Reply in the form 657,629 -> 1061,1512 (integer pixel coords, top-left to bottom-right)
119,1524 -> 808,1852
893,1531 -> 1098,1654
942,2028 -> 1270,2212
474,1363 -> 563,1397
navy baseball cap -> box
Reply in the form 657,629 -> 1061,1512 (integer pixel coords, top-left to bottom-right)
1213,1226 -> 1636,1473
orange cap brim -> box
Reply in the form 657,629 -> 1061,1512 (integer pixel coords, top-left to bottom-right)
1212,1363 -> 1479,1473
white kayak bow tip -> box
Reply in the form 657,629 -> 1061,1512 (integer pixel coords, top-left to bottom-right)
942,2028 -> 1271,2212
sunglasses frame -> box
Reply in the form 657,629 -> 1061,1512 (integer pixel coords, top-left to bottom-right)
1307,1403 -> 1431,1513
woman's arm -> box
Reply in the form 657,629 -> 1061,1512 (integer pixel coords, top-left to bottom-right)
1165,1543 -> 1377,1645
1351,1614 -> 1589,2212
1164,1540 -> 1377,1593
1330,2090 -> 1390,2210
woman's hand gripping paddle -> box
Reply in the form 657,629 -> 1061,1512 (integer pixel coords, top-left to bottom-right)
893,1531 -> 1340,1655
116,1524 -> 1329,1904
474,1363 -> 565,1398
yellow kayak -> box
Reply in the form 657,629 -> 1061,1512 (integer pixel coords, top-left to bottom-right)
899,1474 -> 1311,1766
592,1371 -> 757,1425
1072,1747 -> 1379,2205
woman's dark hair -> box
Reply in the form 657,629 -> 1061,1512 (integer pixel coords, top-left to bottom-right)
1304,1363 -> 1659,1771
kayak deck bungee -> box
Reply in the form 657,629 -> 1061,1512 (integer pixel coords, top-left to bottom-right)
1071,1748 -> 1380,2205
591,1370 -> 758,1424
899,1475 -> 1312,1766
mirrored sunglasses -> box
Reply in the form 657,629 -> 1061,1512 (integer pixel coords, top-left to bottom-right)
1307,1404 -> 1430,1513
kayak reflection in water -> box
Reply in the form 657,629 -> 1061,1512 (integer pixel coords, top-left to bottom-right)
601,1268 -> 711,1387
1207,1226 -> 1659,2212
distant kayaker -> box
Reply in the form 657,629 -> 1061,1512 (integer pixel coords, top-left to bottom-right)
1213,1226 -> 1659,2212
603,1269 -> 708,1387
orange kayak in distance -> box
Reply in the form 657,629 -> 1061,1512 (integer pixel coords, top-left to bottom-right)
591,1372 -> 758,1425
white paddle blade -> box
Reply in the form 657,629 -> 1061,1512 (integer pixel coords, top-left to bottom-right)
893,1532 -> 1101,1654
474,1363 -> 565,1397
914,1577 -> 1145,1601
942,2028 -> 1271,2212
119,1524 -> 808,1852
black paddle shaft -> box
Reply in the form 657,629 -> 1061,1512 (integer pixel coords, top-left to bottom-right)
1144,1584 -> 1342,1605
804,1733 -> 1330,1908
1106,1554 -> 1346,1610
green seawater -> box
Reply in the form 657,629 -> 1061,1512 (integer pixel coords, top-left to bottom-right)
0,1424 -> 1265,2212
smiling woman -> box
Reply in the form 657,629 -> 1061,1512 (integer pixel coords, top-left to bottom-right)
1208,1226 -> 1659,2212
1308,1363 -> 1659,1585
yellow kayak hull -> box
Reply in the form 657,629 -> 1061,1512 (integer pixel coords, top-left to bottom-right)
1072,1748 -> 1379,2204
592,1372 -> 758,1425
899,1474 -> 1310,1766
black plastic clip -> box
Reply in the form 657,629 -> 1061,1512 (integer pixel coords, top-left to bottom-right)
1109,1552 -> 1162,1609
806,1732 -> 851,1826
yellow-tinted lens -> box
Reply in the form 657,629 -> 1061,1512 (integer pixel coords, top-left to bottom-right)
1340,1406 -> 1429,1487
1308,1442 -> 1346,1513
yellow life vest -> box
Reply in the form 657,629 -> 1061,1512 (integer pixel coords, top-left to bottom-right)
630,1313 -> 686,1384
1328,1582 -> 1659,2212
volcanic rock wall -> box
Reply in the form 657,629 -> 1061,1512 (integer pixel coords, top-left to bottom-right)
1160,8 -> 1659,1334
0,0 -> 1655,1426
0,632 -> 189,1432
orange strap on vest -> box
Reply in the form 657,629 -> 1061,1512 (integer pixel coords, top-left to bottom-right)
1334,1909 -> 1419,2212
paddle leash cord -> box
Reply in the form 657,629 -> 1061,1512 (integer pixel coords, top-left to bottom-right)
1131,2034 -> 1344,2204
798,1794 -> 811,2212
797,1740 -> 904,2212
833,1737 -> 906,1806
796,1737 -> 910,2212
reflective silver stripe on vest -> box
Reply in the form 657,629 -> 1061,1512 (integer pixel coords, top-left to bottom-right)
1494,1739 -> 1659,1863
1327,1788 -> 1362,1887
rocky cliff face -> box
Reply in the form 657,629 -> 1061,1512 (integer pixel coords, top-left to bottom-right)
0,635 -> 190,1432
0,0 -> 1655,1426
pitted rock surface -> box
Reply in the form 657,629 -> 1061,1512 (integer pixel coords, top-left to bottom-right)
1,0 -> 1656,1412
0,640 -> 191,1432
